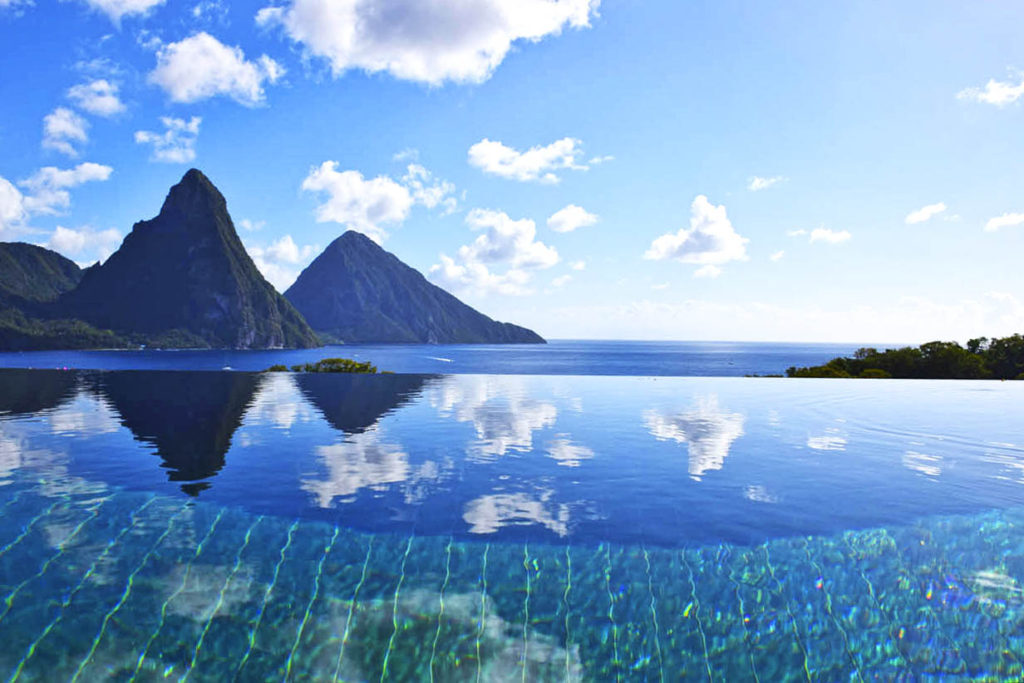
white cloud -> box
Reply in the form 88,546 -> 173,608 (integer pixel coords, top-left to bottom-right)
238,218 -> 265,232
808,228 -> 851,244
462,208 -> 559,268
45,225 -> 122,263
430,255 -> 533,297
19,163 -> 113,215
42,108 -> 88,157
651,282 -> 669,290
645,397 -> 745,481
770,250 -> 785,262
569,260 -> 585,271
247,234 -> 319,291
0,177 -> 26,235
301,161 -> 413,243
551,274 -> 571,287
588,154 -> 614,165
905,202 -> 947,225
401,164 -> 456,214
468,137 -> 588,183
644,195 -> 748,275
985,212 -> 1024,232
785,229 -> 807,237
392,148 -> 419,162
693,264 -> 721,279
747,175 -> 786,191
430,209 -> 558,296
134,116 -> 201,163
256,0 -> 599,85
78,0 -> 164,23
957,70 -> 1024,106
67,80 -> 125,117
547,204 -> 597,233
149,32 -> 284,106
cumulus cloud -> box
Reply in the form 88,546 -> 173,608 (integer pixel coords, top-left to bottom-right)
551,274 -> 571,287
569,260 -> 585,271
247,234 -> 318,291
256,0 -> 599,85
694,264 -> 721,279
0,177 -> 26,235
149,32 -> 284,106
770,250 -> 785,262
67,80 -> 126,117
401,164 -> 456,214
468,137 -> 588,183
78,0 -> 164,23
808,227 -> 851,244
747,175 -> 786,191
238,218 -> 264,232
19,163 -> 113,215
45,225 -> 122,263
301,161 -> 413,243
957,70 -> 1024,106
905,202 -> 947,225
547,204 -> 597,233
430,208 -> 558,296
644,195 -> 748,275
42,108 -> 88,157
985,212 -> 1024,232
134,116 -> 201,163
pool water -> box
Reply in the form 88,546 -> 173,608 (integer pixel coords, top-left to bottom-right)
1,369 -> 1023,680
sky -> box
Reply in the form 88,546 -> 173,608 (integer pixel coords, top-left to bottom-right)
1,0 -> 1023,344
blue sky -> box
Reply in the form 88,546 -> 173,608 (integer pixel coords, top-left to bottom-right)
1,0 -> 1023,343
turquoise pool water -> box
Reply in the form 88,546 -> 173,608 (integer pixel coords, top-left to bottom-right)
1,369 -> 1023,679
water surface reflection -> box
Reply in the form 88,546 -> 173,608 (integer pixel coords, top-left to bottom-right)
2,370 -> 1024,546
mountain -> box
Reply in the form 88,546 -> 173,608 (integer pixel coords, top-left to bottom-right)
59,169 -> 319,349
0,242 -> 82,307
285,231 -> 544,344
0,243 -> 129,350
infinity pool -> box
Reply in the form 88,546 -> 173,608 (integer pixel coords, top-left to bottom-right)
1,369 -> 1023,680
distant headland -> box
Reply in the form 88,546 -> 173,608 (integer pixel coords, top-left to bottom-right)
787,336 -> 1024,379
0,169 -> 544,351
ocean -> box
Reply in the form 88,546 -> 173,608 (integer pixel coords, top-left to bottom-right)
0,339 -> 863,375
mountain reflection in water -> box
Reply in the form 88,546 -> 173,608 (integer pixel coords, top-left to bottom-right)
2,370 -> 1024,546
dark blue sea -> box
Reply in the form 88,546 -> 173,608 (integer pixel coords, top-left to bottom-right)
0,339 -> 862,375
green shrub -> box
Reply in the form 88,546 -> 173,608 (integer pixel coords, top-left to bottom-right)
859,368 -> 892,379
268,357 -> 379,374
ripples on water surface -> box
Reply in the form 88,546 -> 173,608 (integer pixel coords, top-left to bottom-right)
1,368 -> 1023,679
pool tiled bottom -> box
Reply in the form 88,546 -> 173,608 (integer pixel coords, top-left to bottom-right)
0,481 -> 1021,681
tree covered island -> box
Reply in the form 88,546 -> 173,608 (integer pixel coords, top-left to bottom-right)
787,335 -> 1024,379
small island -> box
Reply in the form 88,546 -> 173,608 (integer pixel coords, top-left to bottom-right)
266,358 -> 380,374
787,334 -> 1024,379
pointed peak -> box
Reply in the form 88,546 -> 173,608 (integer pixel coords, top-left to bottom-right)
161,168 -> 227,215
331,230 -> 384,250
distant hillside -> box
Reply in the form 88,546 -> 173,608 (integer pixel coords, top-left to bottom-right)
0,242 -> 131,350
60,169 -> 319,349
0,242 -> 82,306
285,230 -> 544,344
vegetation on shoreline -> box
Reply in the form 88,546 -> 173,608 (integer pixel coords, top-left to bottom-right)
266,358 -> 379,374
787,335 -> 1024,379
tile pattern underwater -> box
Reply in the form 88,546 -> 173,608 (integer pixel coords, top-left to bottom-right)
1,369 -> 1024,679
0,481 -> 1023,680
